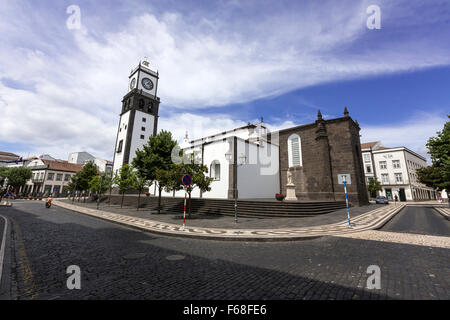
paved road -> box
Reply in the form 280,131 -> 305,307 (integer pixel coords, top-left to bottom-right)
382,206 -> 450,237
0,201 -> 448,300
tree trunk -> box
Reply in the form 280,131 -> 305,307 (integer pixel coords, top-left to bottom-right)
109,186 -> 112,206
157,186 -> 162,214
137,190 -> 141,211
188,191 -> 192,218
96,193 -> 100,209
121,191 -> 125,208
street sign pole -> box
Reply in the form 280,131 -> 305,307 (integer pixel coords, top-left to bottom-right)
181,174 -> 192,230
343,176 -> 351,227
182,187 -> 187,230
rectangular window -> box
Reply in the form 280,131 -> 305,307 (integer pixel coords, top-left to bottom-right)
392,160 -> 401,169
363,154 -> 370,162
47,173 -> 54,181
142,117 -> 146,122
141,126 -> 145,131
381,174 -> 389,184
379,161 -> 387,169
140,135 -> 145,139
56,173 -> 63,181
366,165 -> 371,173
117,140 -> 123,153
64,174 -> 71,181
395,173 -> 403,183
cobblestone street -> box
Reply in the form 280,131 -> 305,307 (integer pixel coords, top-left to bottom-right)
0,201 -> 448,300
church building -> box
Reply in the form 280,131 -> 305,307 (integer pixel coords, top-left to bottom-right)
113,61 -> 369,206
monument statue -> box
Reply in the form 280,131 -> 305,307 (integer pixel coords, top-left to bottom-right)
285,169 -> 297,200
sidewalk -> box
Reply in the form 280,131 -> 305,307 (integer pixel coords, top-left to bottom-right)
53,199 -> 407,241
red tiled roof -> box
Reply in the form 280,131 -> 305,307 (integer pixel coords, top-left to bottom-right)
0,151 -> 20,157
361,141 -> 379,149
42,160 -> 83,172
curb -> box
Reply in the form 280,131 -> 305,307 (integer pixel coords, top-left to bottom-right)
434,207 -> 450,221
52,200 -> 407,241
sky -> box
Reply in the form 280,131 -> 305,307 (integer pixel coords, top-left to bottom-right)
0,0 -> 449,161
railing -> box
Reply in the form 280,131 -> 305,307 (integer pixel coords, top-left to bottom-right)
31,178 -> 44,183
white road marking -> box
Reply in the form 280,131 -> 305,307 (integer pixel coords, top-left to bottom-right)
0,215 -> 8,286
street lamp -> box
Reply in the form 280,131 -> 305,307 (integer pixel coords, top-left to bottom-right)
225,150 -> 247,223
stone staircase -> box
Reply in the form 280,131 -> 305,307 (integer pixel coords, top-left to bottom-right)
105,195 -> 347,218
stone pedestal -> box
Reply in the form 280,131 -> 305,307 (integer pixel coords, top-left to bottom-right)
285,184 -> 297,201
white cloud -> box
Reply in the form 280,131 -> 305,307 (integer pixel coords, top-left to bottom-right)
0,0 -> 449,160
360,113 -> 447,161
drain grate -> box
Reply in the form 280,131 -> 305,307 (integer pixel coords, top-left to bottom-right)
165,254 -> 185,261
123,253 -> 146,260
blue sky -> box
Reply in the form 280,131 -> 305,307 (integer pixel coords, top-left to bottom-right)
0,0 -> 449,160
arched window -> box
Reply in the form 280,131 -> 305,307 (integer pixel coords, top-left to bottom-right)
287,134 -> 302,167
210,160 -> 220,180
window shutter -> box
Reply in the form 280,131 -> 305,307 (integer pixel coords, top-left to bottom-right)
291,137 -> 301,166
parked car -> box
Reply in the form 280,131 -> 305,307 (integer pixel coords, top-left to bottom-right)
375,196 -> 389,204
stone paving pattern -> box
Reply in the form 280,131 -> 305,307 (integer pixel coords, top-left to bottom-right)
1,202 -> 449,300
58,198 -> 387,229
53,200 -> 406,240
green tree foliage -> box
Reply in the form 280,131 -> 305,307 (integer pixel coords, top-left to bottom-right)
132,130 -> 178,213
133,172 -> 150,211
0,167 -> 10,188
76,161 -> 100,201
172,153 -> 213,217
6,167 -> 32,191
68,173 -> 82,201
366,177 -> 382,198
89,173 -> 112,209
417,115 -> 450,204
114,164 -> 136,208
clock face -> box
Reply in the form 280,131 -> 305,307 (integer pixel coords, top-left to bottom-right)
130,78 -> 136,90
141,77 -> 154,90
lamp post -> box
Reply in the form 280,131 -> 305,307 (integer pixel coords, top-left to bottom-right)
225,150 -> 247,223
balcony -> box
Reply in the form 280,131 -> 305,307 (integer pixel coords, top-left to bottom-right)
31,177 -> 44,183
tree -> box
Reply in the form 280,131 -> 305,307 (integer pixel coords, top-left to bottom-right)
133,172 -> 150,211
68,173 -> 82,202
6,167 -> 32,192
367,177 -> 382,198
89,173 -> 111,209
114,164 -> 135,208
417,115 -> 450,206
172,153 -> 213,217
76,161 -> 99,202
132,130 -> 178,214
0,167 -> 10,197
0,167 -> 9,186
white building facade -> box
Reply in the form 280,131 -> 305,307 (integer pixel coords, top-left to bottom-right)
150,122 -> 281,199
361,142 -> 437,201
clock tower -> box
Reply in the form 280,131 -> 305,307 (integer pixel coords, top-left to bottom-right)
112,60 -> 160,174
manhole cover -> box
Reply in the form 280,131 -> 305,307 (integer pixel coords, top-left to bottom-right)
123,253 -> 146,260
166,255 -> 185,261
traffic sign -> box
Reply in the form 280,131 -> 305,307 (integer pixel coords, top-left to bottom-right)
337,174 -> 351,185
182,174 -> 192,186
